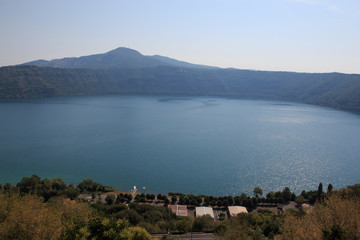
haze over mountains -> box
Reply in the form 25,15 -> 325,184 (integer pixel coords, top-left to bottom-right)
1,47 -> 360,113
22,47 -> 215,70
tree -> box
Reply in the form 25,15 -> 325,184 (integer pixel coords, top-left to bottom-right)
192,215 -> 216,232
234,196 -> 241,206
327,183 -> 333,194
135,194 -> 146,203
344,184 -> 360,197
189,199 -> 198,206
239,193 -> 247,201
0,194 -> 62,240
65,185 -> 79,200
77,179 -> 99,193
222,210 -> 281,239
175,217 -> 192,234
120,226 -> 151,240
227,196 -> 234,205
105,204 -> 128,215
278,194 -> 360,240
295,196 -> 305,205
157,194 -> 164,201
318,183 -> 323,197
253,186 -> 263,198
125,194 -> 133,202
17,175 -> 42,194
58,198 -> 93,239
266,191 -> 275,199
147,194 -> 155,200
106,195 -> 115,205
116,194 -> 126,204
50,178 -> 66,191
4,182 -> 13,191
282,187 -> 292,202
274,191 -> 282,199
114,209 -> 144,225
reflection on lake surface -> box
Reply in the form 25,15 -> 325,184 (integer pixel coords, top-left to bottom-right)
1,95 -> 360,196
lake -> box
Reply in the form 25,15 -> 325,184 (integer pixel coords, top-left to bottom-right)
1,95 -> 360,196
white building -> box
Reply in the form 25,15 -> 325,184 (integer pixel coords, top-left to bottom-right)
169,205 -> 188,217
195,207 -> 214,218
228,206 -> 248,217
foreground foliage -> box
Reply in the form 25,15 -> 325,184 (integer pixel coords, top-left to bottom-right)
220,188 -> 360,240
0,194 -> 62,240
222,210 -> 283,240
276,194 -> 360,240
0,193 -> 151,240
1,175 -> 360,239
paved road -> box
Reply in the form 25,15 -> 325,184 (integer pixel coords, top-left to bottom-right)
152,232 -> 215,239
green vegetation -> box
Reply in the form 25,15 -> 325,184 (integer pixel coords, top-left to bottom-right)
192,215 -> 216,232
223,209 -> 282,239
276,192 -> 360,240
77,178 -> 115,193
220,185 -> 360,240
0,193 -> 151,240
1,175 -> 359,239
253,186 -> 263,198
1,65 -> 360,113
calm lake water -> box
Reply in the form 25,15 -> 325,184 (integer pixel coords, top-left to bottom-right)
1,95 -> 360,196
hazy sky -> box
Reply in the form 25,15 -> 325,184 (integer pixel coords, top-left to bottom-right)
1,0 -> 359,73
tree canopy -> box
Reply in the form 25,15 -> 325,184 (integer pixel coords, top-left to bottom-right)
253,186 -> 263,198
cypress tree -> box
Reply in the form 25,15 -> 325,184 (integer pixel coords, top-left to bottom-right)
318,183 -> 323,198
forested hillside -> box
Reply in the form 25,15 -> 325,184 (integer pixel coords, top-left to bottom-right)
1,65 -> 360,113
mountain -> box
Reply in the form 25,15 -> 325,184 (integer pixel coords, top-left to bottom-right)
22,47 -> 216,70
1,47 -> 360,113
150,55 -> 216,69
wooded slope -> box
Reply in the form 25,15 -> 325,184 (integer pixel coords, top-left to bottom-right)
1,65 -> 360,112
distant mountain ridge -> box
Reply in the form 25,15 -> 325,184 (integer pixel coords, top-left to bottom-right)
1,47 -> 360,113
22,47 -> 216,70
